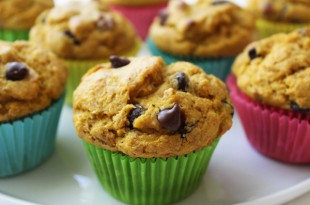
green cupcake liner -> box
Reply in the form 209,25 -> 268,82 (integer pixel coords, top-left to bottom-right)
147,38 -> 235,81
83,138 -> 219,205
0,28 -> 29,41
64,39 -> 141,105
256,18 -> 310,38
0,94 -> 65,177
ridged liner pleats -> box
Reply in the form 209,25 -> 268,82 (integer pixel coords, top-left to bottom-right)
83,138 -> 219,205
227,75 -> 310,163
0,94 -> 65,177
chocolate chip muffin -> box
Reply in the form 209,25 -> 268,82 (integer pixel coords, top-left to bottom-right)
228,28 -> 310,163
0,40 -> 67,177
0,41 -> 67,122
0,0 -> 54,41
147,0 -> 256,81
30,1 -> 136,59
73,56 -> 233,205
247,0 -> 310,37
232,28 -> 310,110
30,1 -> 140,104
74,56 -> 233,158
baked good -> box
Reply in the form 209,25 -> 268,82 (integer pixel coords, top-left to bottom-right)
0,0 -> 54,41
228,28 -> 310,163
30,1 -> 140,104
73,56 -> 233,204
0,40 -> 67,177
97,0 -> 168,39
148,0 -> 256,81
247,0 -> 310,37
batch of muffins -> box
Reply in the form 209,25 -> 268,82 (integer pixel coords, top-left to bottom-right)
0,0 -> 309,204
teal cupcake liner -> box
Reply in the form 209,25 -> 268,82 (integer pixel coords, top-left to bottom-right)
83,138 -> 219,205
147,38 -> 235,81
0,94 -> 65,177
0,28 -> 29,41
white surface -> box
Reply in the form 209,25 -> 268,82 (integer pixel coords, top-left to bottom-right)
0,106 -> 309,205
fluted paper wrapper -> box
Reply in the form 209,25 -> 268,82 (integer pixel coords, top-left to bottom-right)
0,28 -> 29,41
227,75 -> 310,163
64,39 -> 141,105
147,38 -> 234,81
83,138 -> 219,205
256,18 -> 310,38
0,94 -> 65,177
110,2 -> 167,40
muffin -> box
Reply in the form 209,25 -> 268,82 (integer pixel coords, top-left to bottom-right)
247,0 -> 310,38
73,56 -> 233,204
0,41 -> 67,177
30,1 -> 140,104
98,0 -> 168,40
228,28 -> 310,163
0,0 -> 53,41
148,0 -> 256,81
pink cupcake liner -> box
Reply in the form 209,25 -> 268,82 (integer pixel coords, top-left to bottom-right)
227,75 -> 310,164
110,2 -> 167,40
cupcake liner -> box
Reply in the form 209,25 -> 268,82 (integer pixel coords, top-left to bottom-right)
147,38 -> 234,81
256,18 -> 310,38
110,3 -> 167,40
83,138 -> 219,205
64,39 -> 141,105
227,75 -> 310,163
0,28 -> 29,41
0,94 -> 65,177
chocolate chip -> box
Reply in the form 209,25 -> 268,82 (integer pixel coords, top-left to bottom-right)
262,2 -> 274,17
5,62 -> 29,81
158,104 -> 183,133
248,48 -> 259,60
97,14 -> 114,31
110,56 -> 130,68
175,72 -> 188,92
158,9 -> 168,26
212,0 -> 229,5
128,104 -> 144,128
291,102 -> 310,114
64,30 -> 81,45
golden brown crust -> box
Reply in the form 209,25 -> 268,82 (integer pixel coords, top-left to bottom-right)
30,1 -> 137,60
73,56 -> 233,158
0,41 -> 67,122
0,0 -> 54,29
149,0 -> 256,57
247,0 -> 310,23
232,29 -> 310,110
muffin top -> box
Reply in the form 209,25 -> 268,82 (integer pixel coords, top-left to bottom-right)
0,41 -> 67,123
30,1 -> 137,60
247,0 -> 310,23
73,56 -> 233,158
232,29 -> 310,111
0,0 -> 54,29
149,0 -> 255,57
97,0 -> 167,6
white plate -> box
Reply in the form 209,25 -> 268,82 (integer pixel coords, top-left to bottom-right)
0,106 -> 310,205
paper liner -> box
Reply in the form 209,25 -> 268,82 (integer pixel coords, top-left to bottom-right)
256,18 -> 310,38
83,138 -> 219,205
227,75 -> 310,163
0,29 -> 29,41
110,3 -> 167,40
0,94 -> 65,177
64,39 -> 141,105
147,38 -> 234,81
